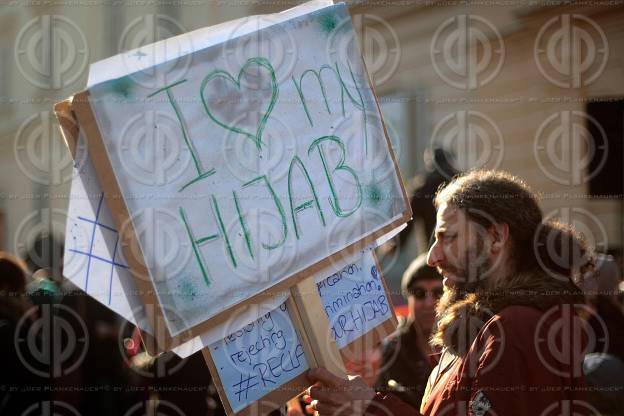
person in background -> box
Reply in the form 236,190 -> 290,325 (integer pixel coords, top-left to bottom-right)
0,252 -> 48,414
582,254 -> 624,362
377,149 -> 458,267
375,253 -> 442,408
399,148 -> 458,248
581,254 -> 624,415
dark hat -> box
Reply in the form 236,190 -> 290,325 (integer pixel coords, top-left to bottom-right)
401,253 -> 442,298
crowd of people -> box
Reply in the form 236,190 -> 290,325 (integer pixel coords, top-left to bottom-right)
1,168 -> 623,415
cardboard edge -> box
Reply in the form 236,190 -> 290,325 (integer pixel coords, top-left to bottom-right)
53,98 -> 79,159
54,96 -> 165,357
348,20 -> 413,224
71,91 -> 173,350
290,278 -> 346,378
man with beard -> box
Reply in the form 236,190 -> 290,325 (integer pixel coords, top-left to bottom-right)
305,170 -> 594,415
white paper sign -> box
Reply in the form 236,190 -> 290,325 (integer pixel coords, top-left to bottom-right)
63,131 -> 149,329
85,2 -> 407,335
315,249 -> 392,349
208,302 -> 309,413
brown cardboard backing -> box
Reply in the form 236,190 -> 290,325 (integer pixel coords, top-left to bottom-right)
54,99 -> 79,158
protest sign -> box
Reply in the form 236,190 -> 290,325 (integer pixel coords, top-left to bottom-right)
55,2 -> 410,413
201,248 -> 396,415
71,2 -> 410,348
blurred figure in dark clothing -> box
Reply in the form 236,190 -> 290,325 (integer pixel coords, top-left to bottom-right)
0,252 -> 49,414
376,253 -> 443,408
581,254 -> 624,415
23,233 -> 147,415
583,353 -> 624,416
400,148 -> 458,248
138,349 -> 226,416
584,255 -> 624,361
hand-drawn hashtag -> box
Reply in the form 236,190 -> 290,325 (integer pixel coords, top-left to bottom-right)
233,372 -> 259,402
68,192 -> 129,304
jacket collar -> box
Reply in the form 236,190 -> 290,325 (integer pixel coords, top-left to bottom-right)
430,270 -> 584,355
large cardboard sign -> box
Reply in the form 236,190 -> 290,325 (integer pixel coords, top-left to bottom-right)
54,2 -> 410,414
71,2 -> 410,345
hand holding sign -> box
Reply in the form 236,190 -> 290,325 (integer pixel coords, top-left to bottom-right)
305,367 -> 376,416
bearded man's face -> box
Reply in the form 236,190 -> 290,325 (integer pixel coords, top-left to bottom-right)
427,202 -> 493,290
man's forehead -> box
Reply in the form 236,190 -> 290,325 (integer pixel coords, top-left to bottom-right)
436,202 -> 463,228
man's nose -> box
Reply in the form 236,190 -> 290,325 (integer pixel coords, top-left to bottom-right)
427,239 -> 443,267
424,294 -> 437,307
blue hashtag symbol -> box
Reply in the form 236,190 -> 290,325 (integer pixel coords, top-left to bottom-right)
233,373 -> 259,402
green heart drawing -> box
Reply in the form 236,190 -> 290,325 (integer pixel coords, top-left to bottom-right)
200,57 -> 279,151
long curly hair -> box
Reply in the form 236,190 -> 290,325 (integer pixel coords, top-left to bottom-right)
430,170 -> 595,354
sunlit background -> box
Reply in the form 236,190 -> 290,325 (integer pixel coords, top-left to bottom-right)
0,1 -> 622,414
2,2 -> 622,290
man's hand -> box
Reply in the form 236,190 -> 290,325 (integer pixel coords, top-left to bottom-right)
286,397 -> 306,416
304,368 -> 376,415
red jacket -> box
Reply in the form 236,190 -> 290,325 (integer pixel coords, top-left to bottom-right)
367,305 -> 591,415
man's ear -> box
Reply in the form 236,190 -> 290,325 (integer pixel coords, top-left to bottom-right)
489,223 -> 509,253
